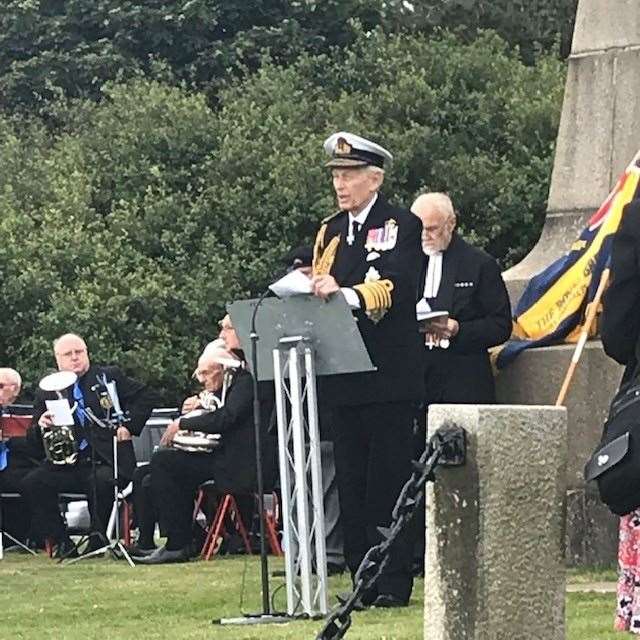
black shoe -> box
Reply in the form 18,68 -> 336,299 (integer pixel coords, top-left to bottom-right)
372,594 -> 409,608
134,545 -> 191,564
336,591 -> 369,612
127,543 -> 156,557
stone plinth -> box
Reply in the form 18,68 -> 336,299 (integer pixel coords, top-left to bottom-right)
424,405 -> 567,640
495,342 -> 621,565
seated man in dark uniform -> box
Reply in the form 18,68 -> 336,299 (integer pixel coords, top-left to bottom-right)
22,333 -> 154,556
0,367 -> 40,545
137,343 -> 265,564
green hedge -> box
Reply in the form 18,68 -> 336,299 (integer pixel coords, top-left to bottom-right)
0,30 -> 564,402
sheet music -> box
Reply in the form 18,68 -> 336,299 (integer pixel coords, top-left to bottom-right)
45,399 -> 75,426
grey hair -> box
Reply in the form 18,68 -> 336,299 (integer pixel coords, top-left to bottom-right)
0,368 -> 22,387
366,166 -> 385,178
52,333 -> 86,353
411,192 -> 456,222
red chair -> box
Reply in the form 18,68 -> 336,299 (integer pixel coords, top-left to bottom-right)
196,485 -> 283,561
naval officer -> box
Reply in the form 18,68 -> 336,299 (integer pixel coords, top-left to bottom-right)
311,132 -> 423,607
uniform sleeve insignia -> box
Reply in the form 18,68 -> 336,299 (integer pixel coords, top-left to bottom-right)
353,267 -> 394,323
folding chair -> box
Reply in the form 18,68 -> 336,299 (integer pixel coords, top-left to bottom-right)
197,483 -> 282,560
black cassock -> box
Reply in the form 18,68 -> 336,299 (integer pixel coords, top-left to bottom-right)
417,233 -> 512,407
313,193 -> 423,603
22,364 -> 154,541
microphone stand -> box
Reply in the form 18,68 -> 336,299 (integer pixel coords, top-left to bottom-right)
58,406 -> 110,563
215,288 -> 290,626
65,405 -> 134,567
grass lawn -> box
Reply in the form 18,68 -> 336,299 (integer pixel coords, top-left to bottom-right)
0,555 -> 623,640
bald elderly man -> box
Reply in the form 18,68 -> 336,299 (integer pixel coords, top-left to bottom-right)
23,333 -> 154,556
411,193 -> 511,407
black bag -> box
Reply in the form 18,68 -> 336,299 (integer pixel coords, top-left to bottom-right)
585,382 -> 640,515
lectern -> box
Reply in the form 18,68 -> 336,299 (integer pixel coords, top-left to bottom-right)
229,294 -> 374,617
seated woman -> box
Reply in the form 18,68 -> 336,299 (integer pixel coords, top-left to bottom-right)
136,342 -> 259,564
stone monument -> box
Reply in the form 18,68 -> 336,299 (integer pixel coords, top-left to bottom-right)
498,0 -> 640,565
424,404 -> 567,640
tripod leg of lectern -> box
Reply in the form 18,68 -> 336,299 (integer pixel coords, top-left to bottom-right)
304,346 -> 329,615
273,347 -> 297,616
288,345 -> 314,616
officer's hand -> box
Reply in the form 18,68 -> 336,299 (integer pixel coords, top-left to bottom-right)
434,318 -> 459,340
116,426 -> 132,442
181,395 -> 201,414
38,411 -> 54,429
312,274 -> 340,299
160,420 -> 180,447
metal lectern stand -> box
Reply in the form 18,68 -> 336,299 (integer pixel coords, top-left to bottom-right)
229,294 -> 374,619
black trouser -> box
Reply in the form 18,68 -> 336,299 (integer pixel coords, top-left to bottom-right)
151,448 -> 217,550
132,463 -> 157,547
21,459 -> 121,542
332,401 -> 416,602
0,467 -> 33,542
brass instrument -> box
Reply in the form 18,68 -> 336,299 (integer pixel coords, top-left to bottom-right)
38,371 -> 79,465
172,365 -> 237,453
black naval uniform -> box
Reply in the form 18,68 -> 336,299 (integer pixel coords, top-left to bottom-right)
22,365 -> 154,542
602,199 -> 640,384
418,233 -> 512,406
314,193 -> 423,603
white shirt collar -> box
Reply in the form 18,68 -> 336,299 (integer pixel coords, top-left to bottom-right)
423,252 -> 443,299
349,193 -> 378,226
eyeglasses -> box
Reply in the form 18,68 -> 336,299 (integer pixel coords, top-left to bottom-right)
56,348 -> 87,358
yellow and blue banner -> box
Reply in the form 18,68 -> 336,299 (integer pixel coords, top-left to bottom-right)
497,152 -> 640,368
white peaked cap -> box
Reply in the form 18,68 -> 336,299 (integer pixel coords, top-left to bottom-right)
323,131 -> 393,169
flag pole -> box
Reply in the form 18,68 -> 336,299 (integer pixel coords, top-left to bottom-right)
555,268 -> 611,406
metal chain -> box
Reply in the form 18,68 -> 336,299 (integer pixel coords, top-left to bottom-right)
315,423 -> 466,640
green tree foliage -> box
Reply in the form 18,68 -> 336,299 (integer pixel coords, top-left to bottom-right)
0,0 -> 574,115
413,0 -> 578,63
0,30 -> 564,400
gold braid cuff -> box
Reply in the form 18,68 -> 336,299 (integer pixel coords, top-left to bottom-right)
313,224 -> 340,276
353,279 -> 394,315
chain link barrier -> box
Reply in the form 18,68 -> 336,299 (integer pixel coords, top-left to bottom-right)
315,422 -> 466,640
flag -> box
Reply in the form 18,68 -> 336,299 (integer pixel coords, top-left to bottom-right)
497,151 -> 640,368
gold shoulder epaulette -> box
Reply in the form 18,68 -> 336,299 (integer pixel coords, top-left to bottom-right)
322,209 -> 343,224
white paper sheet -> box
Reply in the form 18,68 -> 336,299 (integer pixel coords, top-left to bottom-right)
45,398 -> 75,426
269,269 -> 313,298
